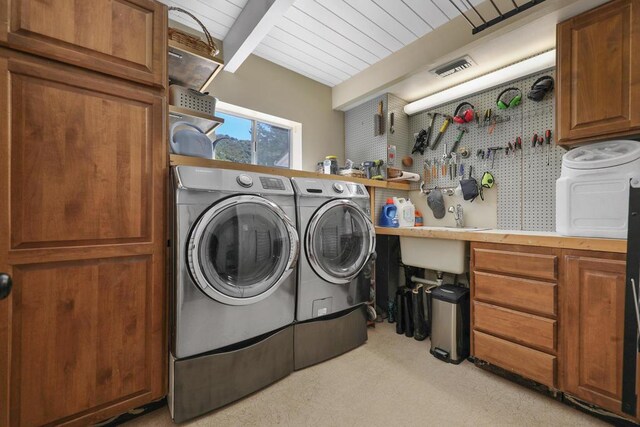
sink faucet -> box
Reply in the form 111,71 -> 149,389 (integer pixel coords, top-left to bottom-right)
448,204 -> 464,228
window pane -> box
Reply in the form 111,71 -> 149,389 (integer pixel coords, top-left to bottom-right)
256,122 -> 291,168
213,113 -> 252,164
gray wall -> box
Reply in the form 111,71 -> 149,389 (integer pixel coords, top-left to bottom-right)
207,54 -> 344,172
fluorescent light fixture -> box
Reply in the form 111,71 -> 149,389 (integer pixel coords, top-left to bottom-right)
404,50 -> 556,115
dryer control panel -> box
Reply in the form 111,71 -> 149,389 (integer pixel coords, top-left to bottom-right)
291,178 -> 369,199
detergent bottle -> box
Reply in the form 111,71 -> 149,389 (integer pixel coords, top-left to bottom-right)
415,210 -> 424,227
380,198 -> 399,228
393,197 -> 416,227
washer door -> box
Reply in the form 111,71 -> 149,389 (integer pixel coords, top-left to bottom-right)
306,199 -> 375,285
188,195 -> 299,306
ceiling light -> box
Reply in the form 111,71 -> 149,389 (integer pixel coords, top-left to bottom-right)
404,50 -> 556,115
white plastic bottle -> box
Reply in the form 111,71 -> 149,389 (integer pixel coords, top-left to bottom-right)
393,197 -> 415,227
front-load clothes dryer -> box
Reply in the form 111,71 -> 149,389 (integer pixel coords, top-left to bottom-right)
291,177 -> 376,370
169,166 -> 299,423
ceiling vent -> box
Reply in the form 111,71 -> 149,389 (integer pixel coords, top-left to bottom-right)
430,56 -> 475,78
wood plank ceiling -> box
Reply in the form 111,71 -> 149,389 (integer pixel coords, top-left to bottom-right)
163,0 -> 249,40
163,0 -> 483,87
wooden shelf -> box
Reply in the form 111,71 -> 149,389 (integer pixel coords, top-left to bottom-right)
168,39 -> 224,92
169,154 -> 411,190
168,105 -> 224,135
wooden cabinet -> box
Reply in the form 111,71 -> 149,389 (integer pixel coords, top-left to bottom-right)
471,243 -> 560,388
0,49 -> 166,426
472,242 -> 638,421
562,251 -> 627,417
0,0 -> 167,87
557,0 -> 640,145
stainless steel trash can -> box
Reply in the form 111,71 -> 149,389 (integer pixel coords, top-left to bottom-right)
430,284 -> 470,364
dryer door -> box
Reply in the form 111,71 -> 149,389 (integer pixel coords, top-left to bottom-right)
306,199 -> 375,285
188,195 -> 299,306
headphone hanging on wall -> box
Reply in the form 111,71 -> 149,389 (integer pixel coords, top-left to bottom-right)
496,88 -> 522,110
453,102 -> 475,124
527,76 -> 555,102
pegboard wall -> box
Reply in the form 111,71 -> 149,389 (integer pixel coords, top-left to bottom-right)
345,93 -> 412,223
403,69 -> 560,231
345,94 -> 389,171
344,70 -> 560,231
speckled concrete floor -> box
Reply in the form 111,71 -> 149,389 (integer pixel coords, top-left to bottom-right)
126,322 -> 607,427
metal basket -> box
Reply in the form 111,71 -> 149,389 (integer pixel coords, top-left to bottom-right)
169,85 -> 217,116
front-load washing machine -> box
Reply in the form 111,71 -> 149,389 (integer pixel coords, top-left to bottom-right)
169,166 -> 299,422
291,177 -> 376,370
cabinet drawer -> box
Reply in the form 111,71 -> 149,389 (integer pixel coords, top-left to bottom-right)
473,248 -> 557,281
474,302 -> 556,352
474,272 -> 557,317
473,331 -> 556,388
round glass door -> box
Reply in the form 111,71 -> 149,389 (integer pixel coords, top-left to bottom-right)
188,195 -> 298,305
306,199 -> 375,284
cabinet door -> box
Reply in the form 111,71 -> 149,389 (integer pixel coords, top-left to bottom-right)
556,0 -> 640,144
0,0 -> 167,87
563,253 -> 627,416
0,50 -> 166,427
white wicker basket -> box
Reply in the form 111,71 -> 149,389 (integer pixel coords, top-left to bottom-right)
169,85 -> 217,116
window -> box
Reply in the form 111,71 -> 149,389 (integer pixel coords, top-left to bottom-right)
213,102 -> 301,169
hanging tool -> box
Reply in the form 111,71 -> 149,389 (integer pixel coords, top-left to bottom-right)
483,109 -> 493,126
476,149 -> 485,160
488,147 -> 504,168
506,141 -> 514,156
468,165 -> 473,179
374,101 -> 384,136
450,127 -> 468,155
426,112 -> 438,147
432,158 -> 438,179
441,159 -> 447,178
459,162 -> 465,178
514,136 -> 523,152
531,132 -> 539,148
423,159 -> 430,184
412,129 -> 428,154
452,153 -> 458,179
431,116 -> 451,151
545,129 -> 552,166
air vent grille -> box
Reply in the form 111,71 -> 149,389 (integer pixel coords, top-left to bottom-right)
431,56 -> 475,78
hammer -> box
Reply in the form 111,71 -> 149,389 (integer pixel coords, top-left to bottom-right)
430,115 -> 452,151
450,127 -> 467,156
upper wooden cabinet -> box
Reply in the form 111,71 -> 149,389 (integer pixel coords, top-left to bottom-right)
0,0 -> 167,87
556,0 -> 640,145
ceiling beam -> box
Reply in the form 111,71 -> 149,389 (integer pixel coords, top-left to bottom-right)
223,0 -> 295,73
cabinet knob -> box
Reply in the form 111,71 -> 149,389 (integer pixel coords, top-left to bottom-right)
0,273 -> 12,300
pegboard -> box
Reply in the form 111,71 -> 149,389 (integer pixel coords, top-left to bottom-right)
402,69 -> 559,231
345,94 -> 389,174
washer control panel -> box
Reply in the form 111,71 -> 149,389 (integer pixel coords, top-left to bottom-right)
260,176 -> 286,190
236,174 -> 253,188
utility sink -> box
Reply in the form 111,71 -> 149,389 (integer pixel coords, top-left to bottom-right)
399,226 -> 490,274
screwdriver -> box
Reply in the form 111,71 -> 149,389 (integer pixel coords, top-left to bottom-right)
531,133 -> 538,148
545,129 -> 552,166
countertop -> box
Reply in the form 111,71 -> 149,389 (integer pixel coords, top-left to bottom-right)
375,226 -> 627,254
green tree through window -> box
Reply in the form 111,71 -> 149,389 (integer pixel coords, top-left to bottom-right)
214,112 -> 291,168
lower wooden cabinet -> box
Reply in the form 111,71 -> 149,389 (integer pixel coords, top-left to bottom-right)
471,243 -> 560,387
472,243 -> 637,422
0,49 -> 166,426
562,251 -> 627,417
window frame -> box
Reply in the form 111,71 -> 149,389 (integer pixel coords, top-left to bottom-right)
215,101 -> 302,169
